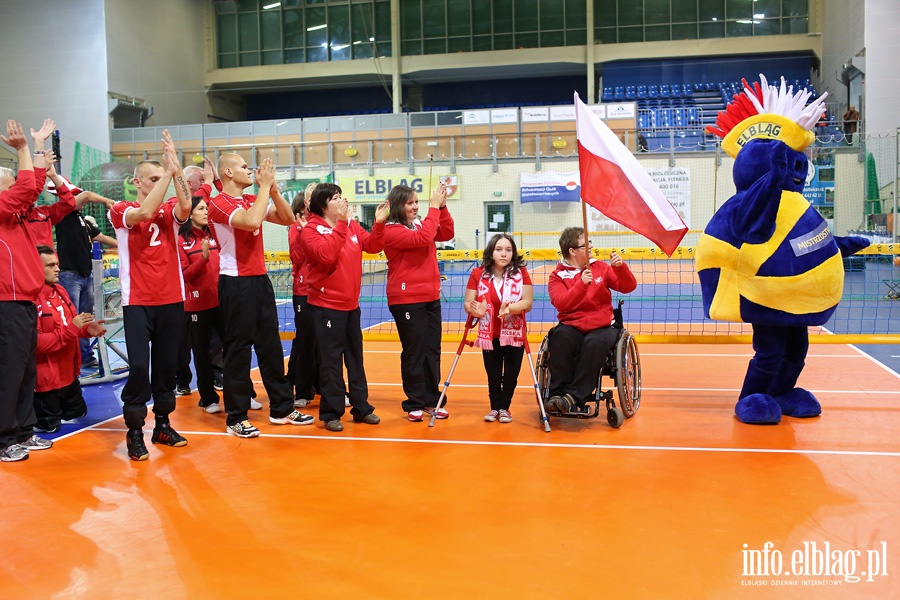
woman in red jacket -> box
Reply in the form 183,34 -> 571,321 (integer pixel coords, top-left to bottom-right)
383,183 -> 454,421
178,196 -> 228,414
285,183 -> 319,408
545,226 -> 637,413
299,183 -> 388,432
464,233 -> 533,423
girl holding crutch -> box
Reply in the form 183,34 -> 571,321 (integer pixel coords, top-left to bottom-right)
464,233 -> 533,423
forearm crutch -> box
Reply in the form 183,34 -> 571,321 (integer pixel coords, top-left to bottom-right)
523,337 -> 551,432
429,315 -> 480,427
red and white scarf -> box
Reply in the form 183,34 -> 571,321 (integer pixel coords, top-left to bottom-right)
474,268 -> 527,350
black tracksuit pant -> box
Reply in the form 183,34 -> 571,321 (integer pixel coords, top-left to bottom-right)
0,301 -> 38,449
218,275 -> 294,426
390,300 -> 443,412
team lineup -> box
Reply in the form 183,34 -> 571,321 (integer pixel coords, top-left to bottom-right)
1,117 -> 636,462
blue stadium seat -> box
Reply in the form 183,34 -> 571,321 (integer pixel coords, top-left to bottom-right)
637,85 -> 647,99
682,83 -> 692,97
648,85 -> 659,98
625,85 -> 636,100
659,84 -> 670,98
614,86 -> 625,100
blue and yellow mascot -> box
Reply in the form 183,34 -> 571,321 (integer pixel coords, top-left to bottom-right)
696,75 -> 870,424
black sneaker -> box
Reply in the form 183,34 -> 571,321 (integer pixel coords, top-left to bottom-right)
151,423 -> 188,447
213,378 -> 224,391
81,357 -> 99,370
175,384 -> 192,396
126,430 -> 149,461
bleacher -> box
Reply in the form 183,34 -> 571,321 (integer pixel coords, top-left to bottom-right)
603,78 -> 830,152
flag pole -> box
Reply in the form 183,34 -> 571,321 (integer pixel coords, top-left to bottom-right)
581,197 -> 590,260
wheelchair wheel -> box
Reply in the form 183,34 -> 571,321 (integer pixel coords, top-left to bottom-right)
535,332 -> 552,402
615,331 -> 641,418
607,407 -> 624,428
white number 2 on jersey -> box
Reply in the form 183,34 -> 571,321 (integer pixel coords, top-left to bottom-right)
148,223 -> 162,247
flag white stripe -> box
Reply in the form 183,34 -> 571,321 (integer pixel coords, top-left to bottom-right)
574,93 -> 685,232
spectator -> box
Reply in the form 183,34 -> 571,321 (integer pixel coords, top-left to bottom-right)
843,105 -> 859,145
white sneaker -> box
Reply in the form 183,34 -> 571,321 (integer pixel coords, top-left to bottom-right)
202,404 -> 222,414
250,398 -> 262,410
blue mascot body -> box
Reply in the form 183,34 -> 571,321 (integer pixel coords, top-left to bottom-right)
696,77 -> 870,424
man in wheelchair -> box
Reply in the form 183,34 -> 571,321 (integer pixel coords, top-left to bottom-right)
545,227 -> 637,414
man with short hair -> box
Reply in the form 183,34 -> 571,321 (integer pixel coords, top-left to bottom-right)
207,154 -> 313,438
108,131 -> 192,461
34,245 -> 107,433
0,119 -> 54,462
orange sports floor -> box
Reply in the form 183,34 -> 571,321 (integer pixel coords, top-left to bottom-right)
2,342 -> 899,599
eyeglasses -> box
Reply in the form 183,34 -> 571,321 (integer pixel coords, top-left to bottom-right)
575,242 -> 593,249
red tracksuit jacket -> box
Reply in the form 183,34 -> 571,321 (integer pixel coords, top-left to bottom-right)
288,221 -> 309,297
0,169 -> 43,302
548,259 -> 637,333
36,283 -> 90,392
179,228 -> 221,313
300,214 -> 385,311
382,206 -> 454,306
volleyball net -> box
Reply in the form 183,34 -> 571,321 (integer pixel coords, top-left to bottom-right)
260,243 -> 900,345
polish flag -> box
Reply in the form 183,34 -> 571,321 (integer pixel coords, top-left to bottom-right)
575,93 -> 687,256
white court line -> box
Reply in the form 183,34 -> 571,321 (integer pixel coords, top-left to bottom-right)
350,381 -> 900,395
84,426 -> 900,458
850,344 -> 900,379
361,349 -> 867,359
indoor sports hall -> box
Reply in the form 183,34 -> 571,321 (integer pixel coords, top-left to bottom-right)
2,1 -> 900,598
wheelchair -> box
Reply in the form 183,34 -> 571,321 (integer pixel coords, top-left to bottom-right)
535,300 -> 641,428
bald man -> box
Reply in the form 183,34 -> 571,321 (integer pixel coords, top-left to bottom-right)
108,131 -> 192,461
206,153 -> 313,438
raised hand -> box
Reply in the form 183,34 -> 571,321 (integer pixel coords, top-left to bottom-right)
1,120 -> 28,149
203,156 -> 217,184
161,130 -> 182,174
201,237 -> 210,260
45,150 -> 58,176
336,195 -> 351,222
374,199 -> 389,223
30,118 -> 56,147
255,158 -> 275,188
429,183 -> 446,209
609,252 -> 623,268
295,213 -> 308,228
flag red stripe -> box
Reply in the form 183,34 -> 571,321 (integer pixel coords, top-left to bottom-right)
578,141 -> 686,256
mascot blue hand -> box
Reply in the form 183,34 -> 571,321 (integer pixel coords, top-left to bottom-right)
835,235 -> 870,257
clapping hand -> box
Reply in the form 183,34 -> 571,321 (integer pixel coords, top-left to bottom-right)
374,199 -> 389,223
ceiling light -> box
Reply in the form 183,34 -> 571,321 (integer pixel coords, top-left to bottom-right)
753,13 -> 765,18
307,24 -> 327,31
263,2 -> 281,9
